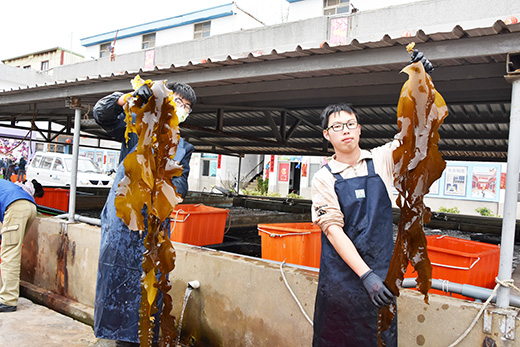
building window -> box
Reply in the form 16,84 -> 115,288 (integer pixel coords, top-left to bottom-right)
323,0 -> 350,15
41,60 -> 49,71
194,21 -> 211,39
142,33 -> 156,49
100,43 -> 111,58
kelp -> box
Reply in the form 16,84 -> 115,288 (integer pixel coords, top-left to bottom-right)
378,50 -> 448,345
115,75 -> 184,346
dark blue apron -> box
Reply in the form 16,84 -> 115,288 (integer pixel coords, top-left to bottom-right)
312,159 -> 397,346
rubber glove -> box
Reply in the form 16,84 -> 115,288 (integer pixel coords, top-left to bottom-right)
360,269 -> 394,308
410,50 -> 434,74
132,84 -> 153,104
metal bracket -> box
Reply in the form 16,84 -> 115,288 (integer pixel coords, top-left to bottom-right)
65,97 -> 83,109
483,309 -> 492,334
500,311 -> 516,340
483,308 -> 517,341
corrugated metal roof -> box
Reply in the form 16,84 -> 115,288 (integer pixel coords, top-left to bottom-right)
1,20 -> 519,161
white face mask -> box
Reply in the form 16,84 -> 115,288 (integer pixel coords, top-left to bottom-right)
177,106 -> 190,123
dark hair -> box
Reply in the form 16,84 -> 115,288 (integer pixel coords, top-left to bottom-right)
320,103 -> 358,129
167,82 -> 197,106
32,179 -> 44,198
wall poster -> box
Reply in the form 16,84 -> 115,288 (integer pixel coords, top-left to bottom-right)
279,163 -> 289,182
471,166 -> 497,199
444,166 -> 467,196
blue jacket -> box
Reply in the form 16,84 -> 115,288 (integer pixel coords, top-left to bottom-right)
0,180 -> 35,222
92,92 -> 194,342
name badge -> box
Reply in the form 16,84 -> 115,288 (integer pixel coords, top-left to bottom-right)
355,189 -> 365,199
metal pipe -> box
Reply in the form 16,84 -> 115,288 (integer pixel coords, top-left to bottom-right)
497,77 -> 520,308
55,213 -> 101,226
237,155 -> 242,193
402,278 -> 520,308
67,108 -> 81,223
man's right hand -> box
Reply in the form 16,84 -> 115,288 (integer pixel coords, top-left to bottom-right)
360,269 -> 394,308
132,85 -> 153,104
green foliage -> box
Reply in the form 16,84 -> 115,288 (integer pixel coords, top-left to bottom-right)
475,207 -> 496,217
256,177 -> 269,195
438,206 -> 460,214
242,189 -> 281,197
286,192 -> 304,199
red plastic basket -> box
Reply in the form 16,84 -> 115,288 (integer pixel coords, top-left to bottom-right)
34,188 -> 70,212
258,222 -> 321,268
404,235 -> 500,299
170,204 -> 229,246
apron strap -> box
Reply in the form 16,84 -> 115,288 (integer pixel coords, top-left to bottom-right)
323,164 -> 343,180
366,158 -> 375,175
324,159 -> 375,179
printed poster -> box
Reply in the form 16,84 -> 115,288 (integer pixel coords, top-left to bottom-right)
471,166 -> 497,199
329,17 -> 348,45
144,49 -> 155,70
444,166 -> 467,196
279,163 -> 289,182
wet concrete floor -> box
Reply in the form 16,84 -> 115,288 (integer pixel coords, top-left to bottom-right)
0,297 -> 114,347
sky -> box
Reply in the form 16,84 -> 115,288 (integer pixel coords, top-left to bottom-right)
1,0 -> 421,61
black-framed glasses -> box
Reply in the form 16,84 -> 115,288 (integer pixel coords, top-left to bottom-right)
174,97 -> 192,114
326,121 -> 358,132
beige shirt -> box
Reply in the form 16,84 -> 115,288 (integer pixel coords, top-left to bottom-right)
311,141 -> 399,232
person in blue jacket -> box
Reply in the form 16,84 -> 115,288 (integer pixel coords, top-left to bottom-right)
0,179 -> 44,312
92,81 -> 196,347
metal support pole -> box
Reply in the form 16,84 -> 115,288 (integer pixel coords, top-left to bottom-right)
237,155 -> 242,193
496,77 -> 520,308
67,108 -> 81,223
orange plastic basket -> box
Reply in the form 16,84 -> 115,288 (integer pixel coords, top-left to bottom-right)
34,188 -> 70,212
258,222 -> 321,268
170,204 -> 230,246
404,235 -> 500,299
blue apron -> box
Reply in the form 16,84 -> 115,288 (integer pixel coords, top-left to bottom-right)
312,159 -> 397,346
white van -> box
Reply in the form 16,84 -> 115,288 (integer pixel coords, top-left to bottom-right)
26,152 -> 114,188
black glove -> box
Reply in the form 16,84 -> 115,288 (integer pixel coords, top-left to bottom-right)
132,84 -> 153,104
360,269 -> 394,308
410,50 -> 434,74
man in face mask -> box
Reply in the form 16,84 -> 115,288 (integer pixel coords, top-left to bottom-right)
92,81 -> 196,347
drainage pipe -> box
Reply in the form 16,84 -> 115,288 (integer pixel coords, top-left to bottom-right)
402,278 -> 520,308
497,74 -> 520,308
67,108 -> 81,223
55,213 -> 101,226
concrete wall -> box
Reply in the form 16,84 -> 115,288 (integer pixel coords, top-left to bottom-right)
19,216 -> 520,345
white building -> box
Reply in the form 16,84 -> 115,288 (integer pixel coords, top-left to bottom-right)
80,1 -> 350,60
2,47 -> 84,73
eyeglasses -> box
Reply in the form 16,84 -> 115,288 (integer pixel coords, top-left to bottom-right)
326,121 -> 358,132
174,97 -> 192,114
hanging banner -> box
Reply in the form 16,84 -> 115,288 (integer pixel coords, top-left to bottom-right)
279,163 -> 289,182
329,17 -> 348,46
217,154 -> 222,169
144,49 -> 155,70
270,155 -> 275,172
